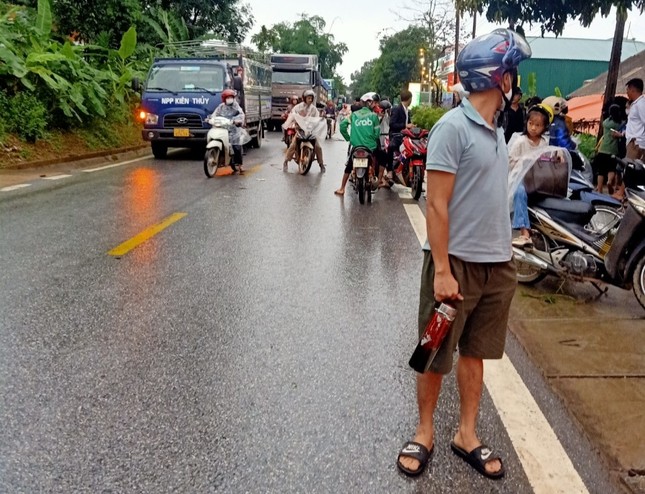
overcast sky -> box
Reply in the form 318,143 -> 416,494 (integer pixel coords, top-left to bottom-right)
243,0 -> 645,82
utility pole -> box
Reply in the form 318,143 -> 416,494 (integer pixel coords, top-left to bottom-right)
598,8 -> 627,142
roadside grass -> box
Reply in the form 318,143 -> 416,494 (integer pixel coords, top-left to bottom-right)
0,121 -> 143,168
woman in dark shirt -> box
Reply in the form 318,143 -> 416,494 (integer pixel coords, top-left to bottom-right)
504,86 -> 525,143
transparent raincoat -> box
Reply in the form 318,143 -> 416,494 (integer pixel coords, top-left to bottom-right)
213,101 -> 251,146
291,113 -> 327,142
508,145 -> 572,207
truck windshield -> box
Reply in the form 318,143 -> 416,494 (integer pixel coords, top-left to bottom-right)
146,64 -> 225,93
272,71 -> 311,85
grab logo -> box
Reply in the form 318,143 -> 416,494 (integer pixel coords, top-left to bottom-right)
355,119 -> 374,127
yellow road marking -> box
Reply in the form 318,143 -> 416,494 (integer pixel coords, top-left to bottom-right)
108,212 -> 187,256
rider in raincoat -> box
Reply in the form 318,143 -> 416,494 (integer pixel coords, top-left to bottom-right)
213,88 -> 248,172
282,89 -> 326,173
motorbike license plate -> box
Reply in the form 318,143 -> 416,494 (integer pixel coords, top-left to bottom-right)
173,128 -> 190,137
354,158 -> 368,168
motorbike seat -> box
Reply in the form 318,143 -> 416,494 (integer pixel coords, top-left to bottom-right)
531,197 -> 595,225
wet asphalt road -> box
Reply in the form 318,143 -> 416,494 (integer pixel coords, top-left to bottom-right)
0,134 -> 622,493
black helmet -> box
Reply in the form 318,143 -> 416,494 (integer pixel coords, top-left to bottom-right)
379,100 -> 392,110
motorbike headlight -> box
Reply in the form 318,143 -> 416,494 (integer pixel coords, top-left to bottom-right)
145,113 -> 159,125
627,192 -> 645,217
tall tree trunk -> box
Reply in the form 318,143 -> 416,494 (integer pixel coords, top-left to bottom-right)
598,8 -> 627,142
472,11 -> 476,38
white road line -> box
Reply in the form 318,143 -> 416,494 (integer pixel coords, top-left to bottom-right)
485,356 -> 588,493
401,201 -> 589,494
1,183 -> 32,192
82,155 -> 152,173
403,203 -> 427,245
42,174 -> 72,180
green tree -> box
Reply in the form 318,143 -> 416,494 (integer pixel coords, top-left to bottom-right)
141,0 -> 254,42
332,75 -> 347,99
18,0 -> 142,46
370,26 -> 429,99
349,59 -> 377,100
250,15 -> 348,78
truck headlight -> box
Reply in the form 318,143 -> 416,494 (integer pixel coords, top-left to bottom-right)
145,113 -> 159,125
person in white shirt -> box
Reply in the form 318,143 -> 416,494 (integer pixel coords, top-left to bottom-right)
624,78 -> 645,160
614,78 -> 644,199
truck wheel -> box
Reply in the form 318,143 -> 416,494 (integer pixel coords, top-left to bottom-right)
151,143 -> 167,159
252,126 -> 263,149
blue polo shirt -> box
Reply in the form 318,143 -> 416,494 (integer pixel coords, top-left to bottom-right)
424,98 -> 512,263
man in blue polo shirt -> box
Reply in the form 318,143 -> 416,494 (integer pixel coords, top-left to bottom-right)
397,29 -> 532,480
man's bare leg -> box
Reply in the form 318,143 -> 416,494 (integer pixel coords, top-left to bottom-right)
452,355 -> 502,475
335,173 -> 351,195
398,371 -> 442,471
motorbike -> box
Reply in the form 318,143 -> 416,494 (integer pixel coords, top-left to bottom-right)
511,149 -> 645,311
398,127 -> 429,200
350,146 -> 377,204
568,149 -> 623,231
284,126 -> 296,148
203,116 -> 233,178
287,114 -> 326,175
326,115 -> 334,139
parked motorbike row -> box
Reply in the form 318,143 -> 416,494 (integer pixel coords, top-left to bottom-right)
511,147 -> 645,311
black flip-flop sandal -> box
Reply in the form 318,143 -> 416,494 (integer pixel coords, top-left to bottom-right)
396,441 -> 434,477
450,442 -> 505,480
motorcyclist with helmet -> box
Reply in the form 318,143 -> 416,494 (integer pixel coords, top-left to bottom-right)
358,92 -> 390,187
397,29 -> 532,480
283,89 -> 326,173
324,99 -> 338,137
213,88 -> 246,173
281,95 -> 300,142
543,95 -> 577,150
334,93 -> 381,195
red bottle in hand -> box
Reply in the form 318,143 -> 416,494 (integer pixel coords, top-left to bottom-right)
409,303 -> 457,373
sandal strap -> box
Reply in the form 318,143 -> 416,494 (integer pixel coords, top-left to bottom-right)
469,444 -> 501,464
397,441 -> 430,463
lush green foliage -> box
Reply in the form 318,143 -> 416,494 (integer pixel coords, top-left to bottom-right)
0,90 -> 48,141
142,0 -> 254,42
0,1 -> 144,136
251,15 -> 348,79
369,27 -> 429,100
349,60 -> 377,100
1,0 -> 256,146
576,133 -> 597,160
411,105 -> 448,130
458,0 -> 645,35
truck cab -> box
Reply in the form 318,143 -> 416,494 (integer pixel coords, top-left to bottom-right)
139,58 -> 232,159
137,42 -> 272,159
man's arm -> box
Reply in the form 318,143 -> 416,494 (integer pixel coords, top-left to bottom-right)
340,115 -> 351,141
426,170 -> 463,302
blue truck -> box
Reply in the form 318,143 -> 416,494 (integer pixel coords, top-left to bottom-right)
135,42 -> 272,159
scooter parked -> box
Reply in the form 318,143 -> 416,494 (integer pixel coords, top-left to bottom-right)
512,150 -> 645,311
399,127 -> 429,201
203,116 -> 233,178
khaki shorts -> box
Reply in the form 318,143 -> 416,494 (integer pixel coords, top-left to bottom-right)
626,139 -> 645,161
418,251 -> 517,374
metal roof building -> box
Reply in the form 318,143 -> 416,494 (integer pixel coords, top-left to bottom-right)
518,36 -> 645,98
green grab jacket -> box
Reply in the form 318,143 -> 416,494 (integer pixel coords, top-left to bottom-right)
340,107 -> 381,151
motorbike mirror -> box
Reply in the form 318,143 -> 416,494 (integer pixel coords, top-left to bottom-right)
132,77 -> 141,92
